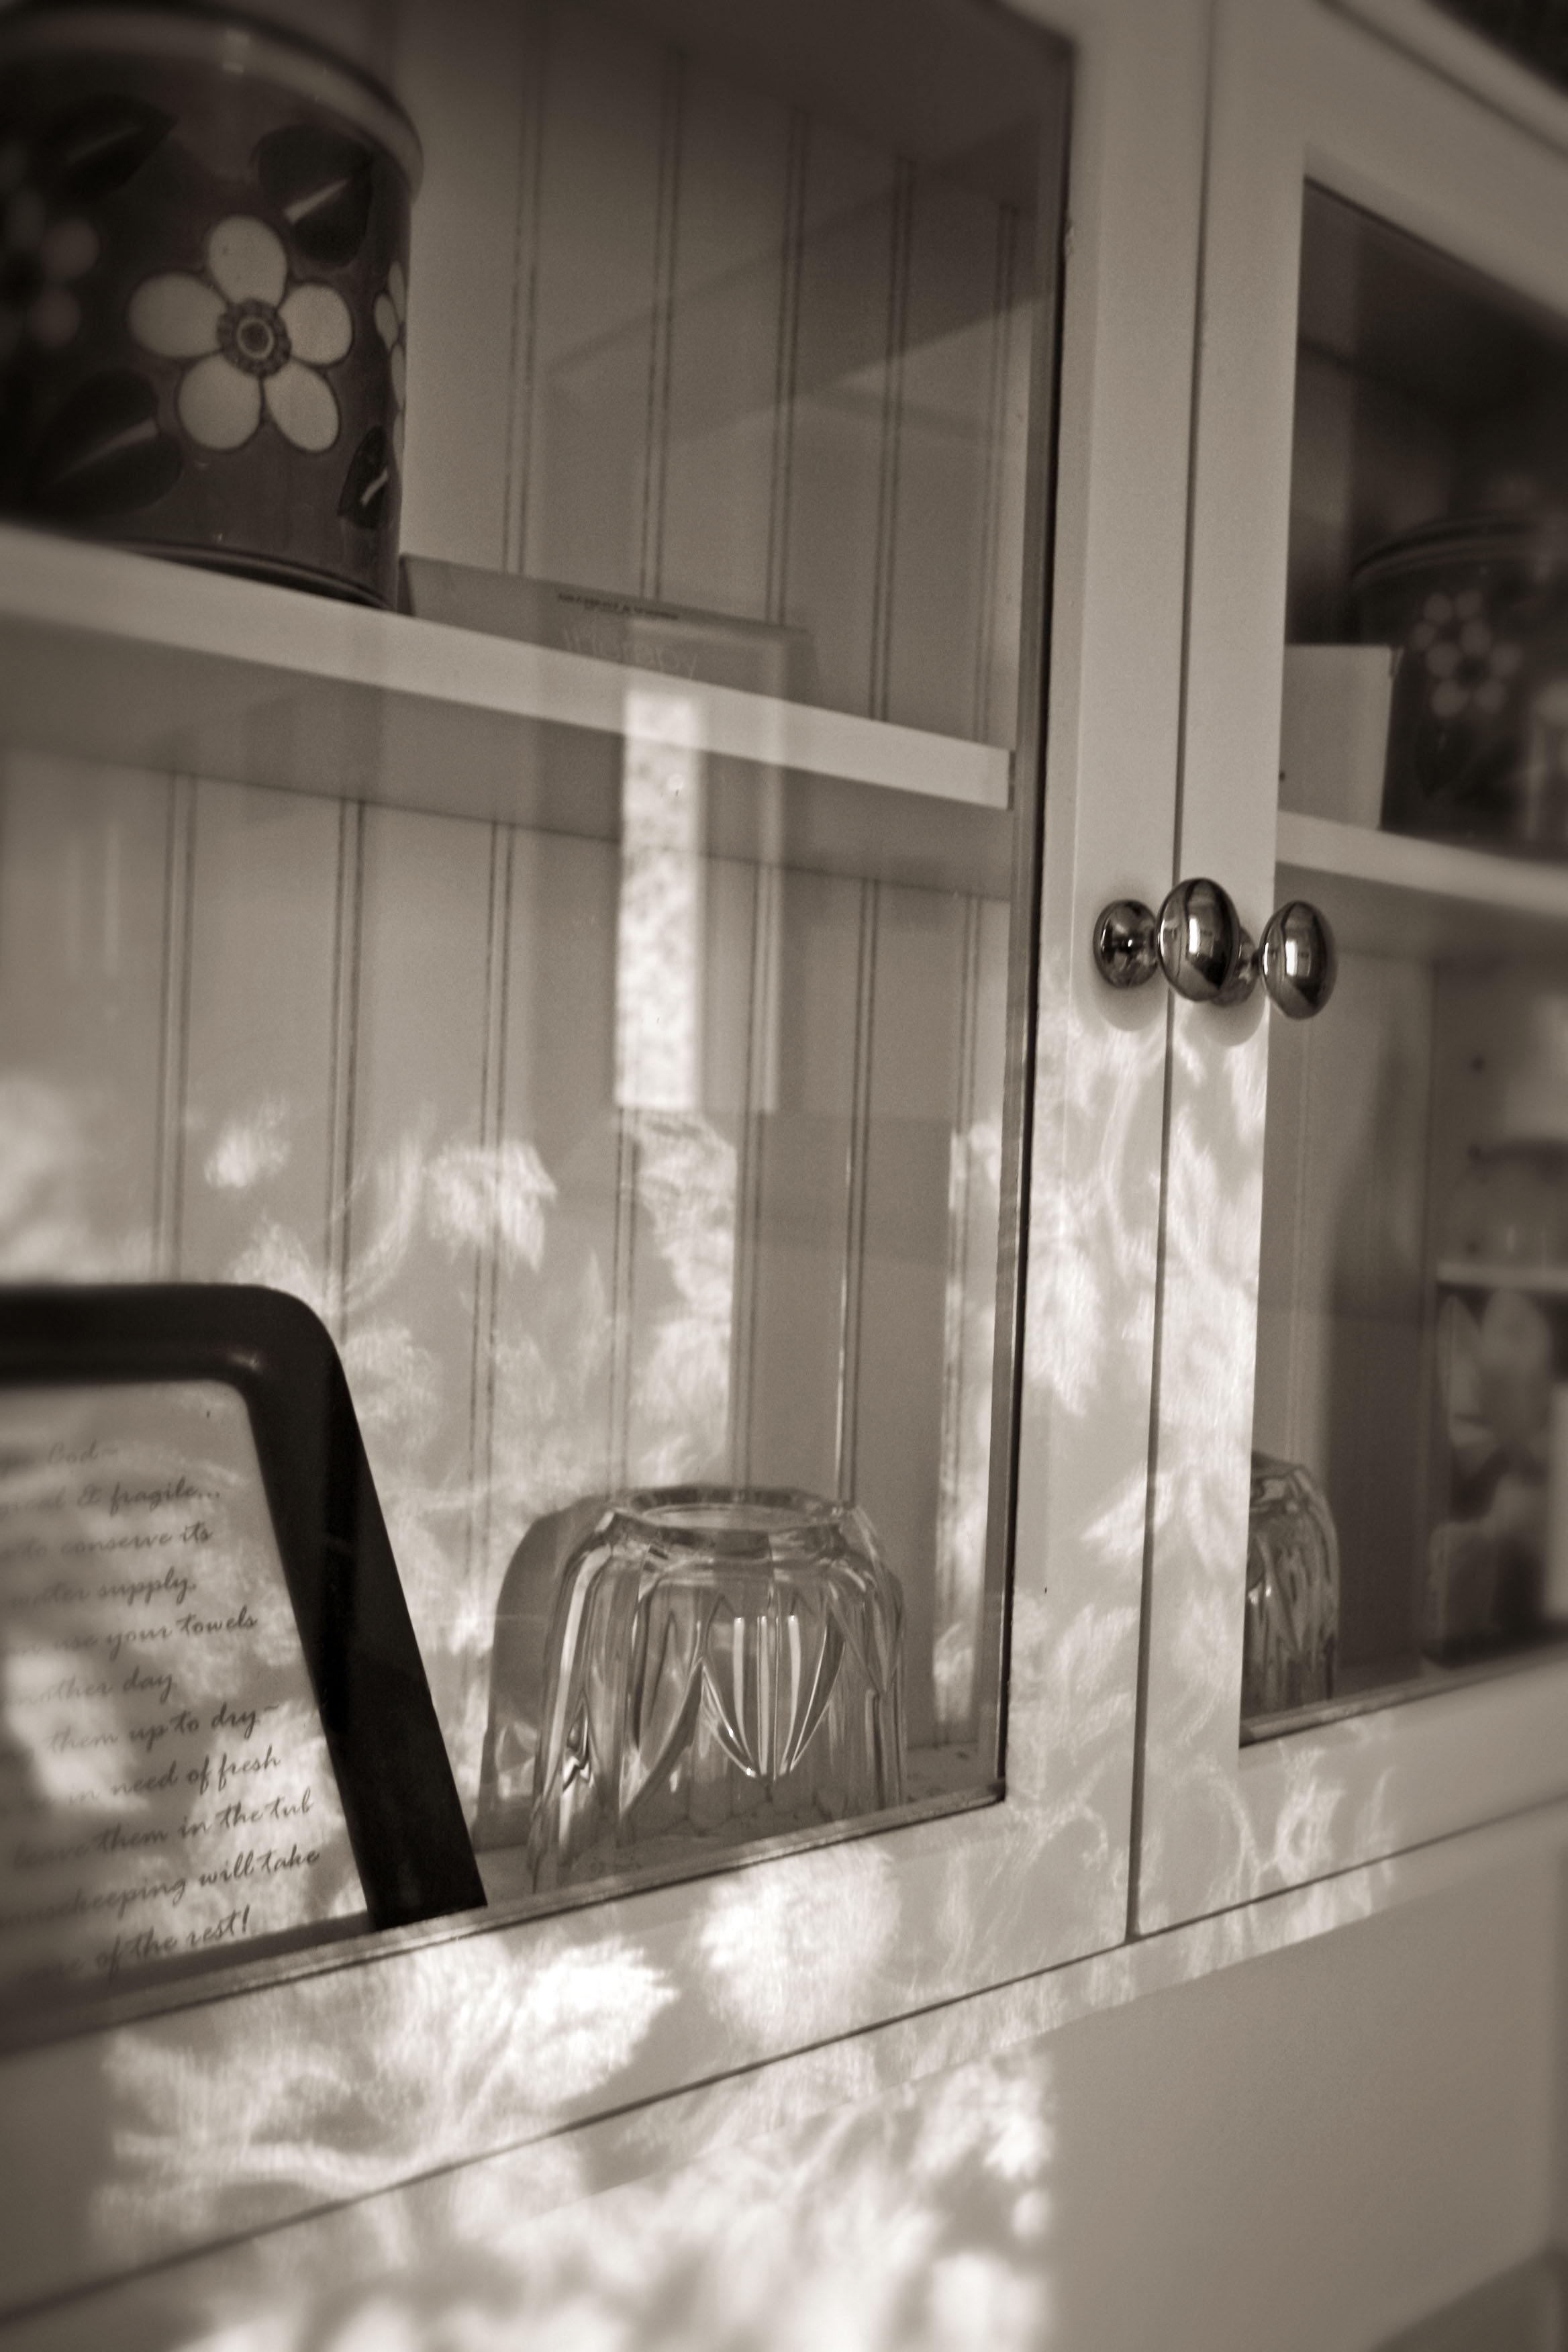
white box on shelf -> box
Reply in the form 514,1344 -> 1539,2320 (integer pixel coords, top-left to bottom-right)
1279,642 -> 1398,828
401,556 -> 821,701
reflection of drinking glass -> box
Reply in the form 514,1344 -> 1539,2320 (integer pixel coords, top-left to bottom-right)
527,1488 -> 905,1890
1243,1454 -> 1340,1722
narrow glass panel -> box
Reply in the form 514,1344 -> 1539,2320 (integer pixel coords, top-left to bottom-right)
1251,184 -> 1568,1737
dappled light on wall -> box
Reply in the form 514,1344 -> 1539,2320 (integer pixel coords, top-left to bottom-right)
0,1074 -> 153,1282
87,2035 -> 1061,2352
616,687 -> 705,1120
95,1932 -> 678,2257
998,936 -> 1167,1888
695,1832 -> 901,2048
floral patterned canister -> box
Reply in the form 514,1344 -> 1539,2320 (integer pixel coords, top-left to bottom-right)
0,3 -> 420,605
1353,513 -> 1568,858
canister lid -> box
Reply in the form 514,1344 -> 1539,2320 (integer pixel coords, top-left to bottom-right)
0,2 -> 423,193
1351,509 -> 1568,601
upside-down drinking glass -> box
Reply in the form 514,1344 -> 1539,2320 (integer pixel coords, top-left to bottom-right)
527,1488 -> 905,1889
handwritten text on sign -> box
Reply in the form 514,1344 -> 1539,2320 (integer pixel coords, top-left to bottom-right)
0,1381 -> 364,2005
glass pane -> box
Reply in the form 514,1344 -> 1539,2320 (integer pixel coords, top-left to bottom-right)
1252,183 -> 1568,1737
0,0 -> 1069,2011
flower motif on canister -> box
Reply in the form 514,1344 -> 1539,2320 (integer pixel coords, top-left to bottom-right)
1408,587 -> 1524,723
0,140 -> 99,360
372,257 -> 406,467
129,216 -> 351,453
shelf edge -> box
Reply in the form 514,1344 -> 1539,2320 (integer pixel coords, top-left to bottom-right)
0,525 -> 1012,810
1277,807 -> 1568,921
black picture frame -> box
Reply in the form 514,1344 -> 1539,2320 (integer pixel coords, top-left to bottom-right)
0,1282 -> 485,1936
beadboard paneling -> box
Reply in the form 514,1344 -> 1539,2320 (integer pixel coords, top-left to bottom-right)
0,753 -> 172,1282
397,0 -> 1034,748
177,783 -> 342,1299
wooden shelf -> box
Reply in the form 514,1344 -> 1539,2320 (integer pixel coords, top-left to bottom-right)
0,526 -> 1014,895
1276,808 -> 1568,959
1436,1259 -> 1568,1295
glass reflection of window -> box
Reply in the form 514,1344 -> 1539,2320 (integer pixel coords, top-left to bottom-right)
614,689 -> 738,1487
616,689 -> 704,1118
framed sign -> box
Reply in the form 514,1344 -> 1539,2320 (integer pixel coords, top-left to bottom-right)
0,1285 -> 483,2026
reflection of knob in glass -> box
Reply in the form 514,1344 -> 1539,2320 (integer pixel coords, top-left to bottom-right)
1259,901 -> 1336,1021
1157,877 -> 1256,1005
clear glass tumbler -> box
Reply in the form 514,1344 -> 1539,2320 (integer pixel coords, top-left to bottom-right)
527,1488 -> 905,1888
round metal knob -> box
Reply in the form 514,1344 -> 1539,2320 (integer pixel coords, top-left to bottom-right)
1259,900 -> 1337,1020
1157,877 -> 1257,1006
1093,898 -> 1159,988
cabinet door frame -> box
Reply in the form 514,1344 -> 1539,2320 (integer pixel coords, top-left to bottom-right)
0,0 -> 1206,2312
1134,0 -> 1568,1937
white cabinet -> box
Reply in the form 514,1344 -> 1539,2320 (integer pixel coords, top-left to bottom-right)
0,0 -> 1212,2310
9,0 -> 1568,2322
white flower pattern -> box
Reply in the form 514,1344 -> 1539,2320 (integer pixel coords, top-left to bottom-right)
373,258 -> 406,468
129,216 -> 351,454
1408,587 -> 1524,723
0,139 -> 99,361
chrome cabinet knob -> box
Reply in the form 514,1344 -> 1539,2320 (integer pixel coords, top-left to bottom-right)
1093,898 -> 1159,988
1092,881 -> 1336,1020
1259,899 -> 1337,1020
1157,877 -> 1255,1006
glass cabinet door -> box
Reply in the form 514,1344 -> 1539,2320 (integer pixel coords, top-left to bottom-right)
0,0 -> 1223,2303
1136,0 -> 1568,1930
0,0 -> 1103,2030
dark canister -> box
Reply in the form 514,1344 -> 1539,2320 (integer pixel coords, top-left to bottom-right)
0,3 -> 419,605
1353,513 -> 1568,858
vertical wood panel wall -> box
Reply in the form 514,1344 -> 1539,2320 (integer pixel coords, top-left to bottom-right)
0,753 -> 1006,1796
402,0 -> 1033,748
